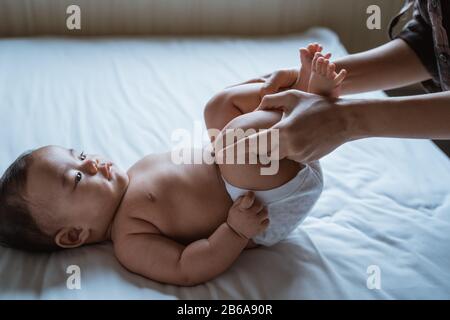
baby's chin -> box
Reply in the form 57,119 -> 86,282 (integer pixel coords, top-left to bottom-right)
110,163 -> 130,191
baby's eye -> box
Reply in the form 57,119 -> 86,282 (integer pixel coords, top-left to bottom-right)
79,151 -> 86,161
75,172 -> 83,186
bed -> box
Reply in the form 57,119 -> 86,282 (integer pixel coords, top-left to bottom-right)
0,28 -> 449,299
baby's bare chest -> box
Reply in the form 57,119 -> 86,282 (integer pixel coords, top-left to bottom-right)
117,152 -> 233,244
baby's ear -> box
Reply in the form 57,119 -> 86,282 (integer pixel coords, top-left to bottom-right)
55,227 -> 90,248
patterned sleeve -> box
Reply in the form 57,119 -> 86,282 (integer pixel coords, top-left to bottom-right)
395,1 -> 441,91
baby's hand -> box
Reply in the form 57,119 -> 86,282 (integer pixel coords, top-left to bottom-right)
226,191 -> 269,240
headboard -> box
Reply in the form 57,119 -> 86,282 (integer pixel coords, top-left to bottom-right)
0,0 -> 406,53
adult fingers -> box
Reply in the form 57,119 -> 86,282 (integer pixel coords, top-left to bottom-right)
256,90 -> 301,113
215,127 -> 287,164
334,69 -> 348,86
260,73 -> 283,96
327,63 -> 336,78
260,69 -> 297,97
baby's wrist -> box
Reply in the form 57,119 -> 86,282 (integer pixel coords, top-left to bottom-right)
225,221 -> 249,241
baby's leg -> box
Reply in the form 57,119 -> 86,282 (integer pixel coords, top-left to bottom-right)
204,83 -> 302,191
308,53 -> 347,98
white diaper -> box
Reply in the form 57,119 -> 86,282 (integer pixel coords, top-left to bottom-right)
222,161 -> 323,246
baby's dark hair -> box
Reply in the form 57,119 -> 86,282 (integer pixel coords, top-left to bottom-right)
0,150 -> 60,252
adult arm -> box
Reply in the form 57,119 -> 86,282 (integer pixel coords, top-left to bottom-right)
347,90 -> 450,139
240,39 -> 432,97
221,90 -> 450,163
333,38 -> 432,95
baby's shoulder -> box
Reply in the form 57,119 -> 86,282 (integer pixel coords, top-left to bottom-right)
111,185 -> 164,243
112,210 -> 162,246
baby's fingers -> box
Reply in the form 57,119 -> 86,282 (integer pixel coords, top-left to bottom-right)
239,191 -> 256,210
258,208 -> 269,221
248,200 -> 265,215
260,218 -> 270,231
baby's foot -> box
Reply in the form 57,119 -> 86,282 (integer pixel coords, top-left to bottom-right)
308,53 -> 347,98
294,43 -> 331,92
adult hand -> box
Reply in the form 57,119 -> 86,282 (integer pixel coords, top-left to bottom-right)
216,90 -> 353,163
228,43 -> 331,97
227,68 -> 299,97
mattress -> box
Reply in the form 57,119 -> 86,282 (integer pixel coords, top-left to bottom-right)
0,28 -> 449,299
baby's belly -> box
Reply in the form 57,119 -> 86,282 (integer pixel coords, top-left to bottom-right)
148,153 -> 234,244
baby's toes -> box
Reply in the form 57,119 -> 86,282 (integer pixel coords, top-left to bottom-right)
311,43 -> 322,55
327,63 -> 336,79
317,43 -> 323,53
316,57 -> 325,74
321,59 -> 330,76
312,52 -> 321,72
307,43 -> 316,54
300,48 -> 311,62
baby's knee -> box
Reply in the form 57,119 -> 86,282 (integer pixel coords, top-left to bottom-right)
203,90 -> 230,123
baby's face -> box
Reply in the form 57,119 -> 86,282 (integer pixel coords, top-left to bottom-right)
26,145 -> 129,243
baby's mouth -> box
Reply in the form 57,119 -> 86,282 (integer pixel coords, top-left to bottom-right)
106,163 -> 113,180
107,163 -> 114,180
98,162 -> 113,180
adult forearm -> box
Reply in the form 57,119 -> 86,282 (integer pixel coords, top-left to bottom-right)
344,91 -> 450,140
178,222 -> 248,285
334,39 -> 431,95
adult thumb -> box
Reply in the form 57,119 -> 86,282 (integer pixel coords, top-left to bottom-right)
260,74 -> 282,97
256,91 -> 294,113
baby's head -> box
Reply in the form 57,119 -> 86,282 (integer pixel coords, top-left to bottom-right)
0,145 -> 129,252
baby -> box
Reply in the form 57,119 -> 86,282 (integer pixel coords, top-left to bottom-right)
0,44 -> 346,286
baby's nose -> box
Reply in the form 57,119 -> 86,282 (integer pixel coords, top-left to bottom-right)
86,159 -> 99,174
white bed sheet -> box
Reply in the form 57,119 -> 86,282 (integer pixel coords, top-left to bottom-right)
0,28 -> 449,299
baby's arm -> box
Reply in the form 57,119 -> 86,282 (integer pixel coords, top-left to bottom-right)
115,193 -> 267,286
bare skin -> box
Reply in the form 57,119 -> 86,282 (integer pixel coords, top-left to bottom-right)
308,53 -> 347,98
25,44 -> 336,286
110,43 -> 339,286
227,39 -> 450,163
296,43 -> 331,92
242,39 -> 430,97
112,83 -> 301,286
230,42 -> 331,95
